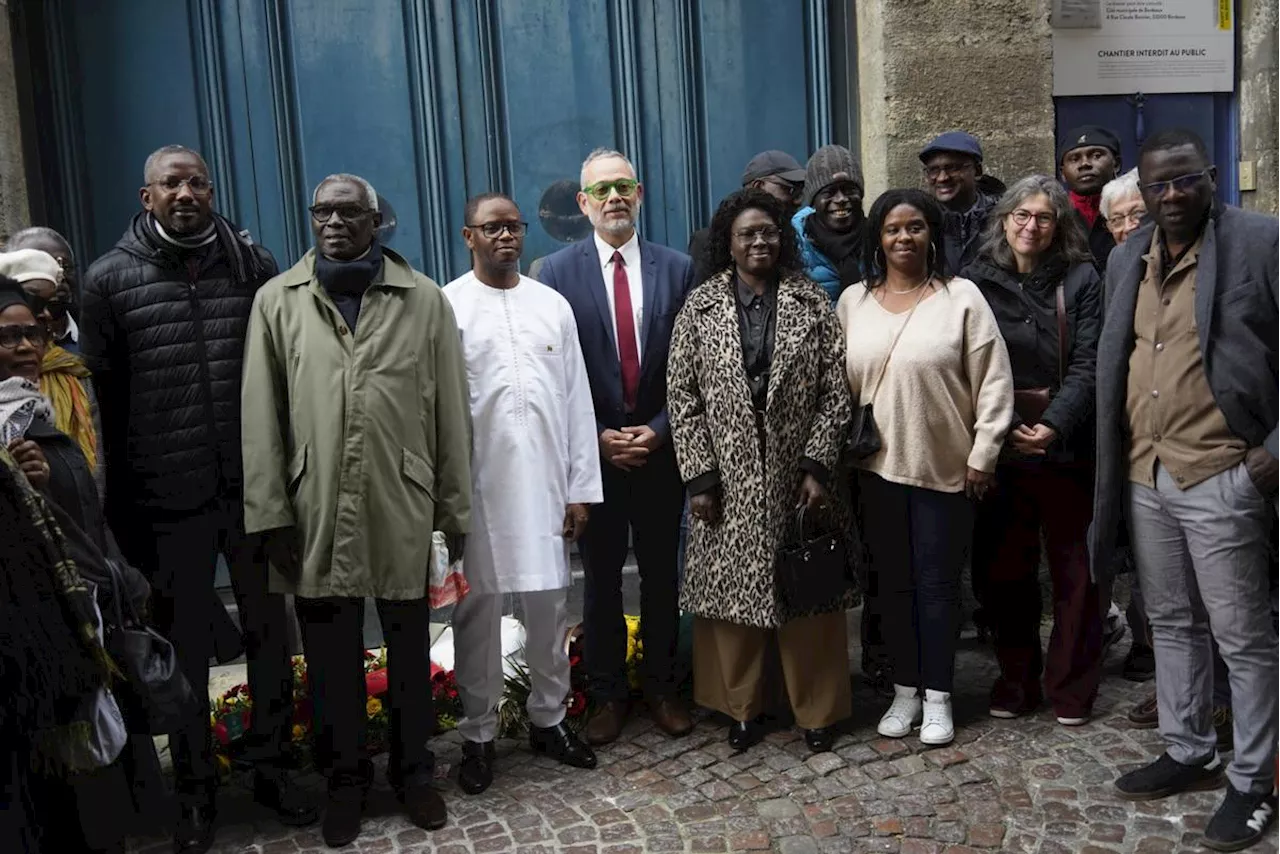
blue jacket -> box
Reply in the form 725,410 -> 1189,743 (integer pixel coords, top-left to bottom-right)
791,207 -> 841,302
538,237 -> 695,441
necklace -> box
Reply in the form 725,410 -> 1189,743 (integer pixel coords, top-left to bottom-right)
885,274 -> 931,295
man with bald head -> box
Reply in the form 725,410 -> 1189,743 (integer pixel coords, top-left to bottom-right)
81,144 -> 311,853
242,174 -> 471,846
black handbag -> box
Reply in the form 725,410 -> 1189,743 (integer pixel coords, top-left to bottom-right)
847,285 -> 927,460
776,507 -> 850,611
104,559 -> 199,734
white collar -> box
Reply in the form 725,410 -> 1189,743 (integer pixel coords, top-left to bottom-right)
593,231 -> 640,267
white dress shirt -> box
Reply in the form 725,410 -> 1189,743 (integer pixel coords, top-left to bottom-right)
594,231 -> 644,361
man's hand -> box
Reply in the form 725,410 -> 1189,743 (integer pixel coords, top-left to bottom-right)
1245,446 -> 1278,498
262,526 -> 302,580
599,428 -> 649,470
562,503 -> 589,542
965,467 -> 994,501
8,439 -> 50,490
1009,423 -> 1057,456
690,490 -> 722,525
797,473 -> 827,511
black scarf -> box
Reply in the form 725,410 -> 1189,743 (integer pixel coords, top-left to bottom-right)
806,212 -> 864,285
133,211 -> 270,287
315,242 -> 383,332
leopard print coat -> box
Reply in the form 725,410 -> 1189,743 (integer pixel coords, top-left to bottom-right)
668,269 -> 856,628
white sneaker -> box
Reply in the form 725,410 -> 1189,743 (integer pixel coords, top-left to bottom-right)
920,689 -> 954,746
877,684 -> 922,738
1056,715 -> 1090,727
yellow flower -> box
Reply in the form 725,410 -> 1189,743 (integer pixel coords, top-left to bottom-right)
292,724 -> 305,742
215,754 -> 231,773
367,697 -> 383,717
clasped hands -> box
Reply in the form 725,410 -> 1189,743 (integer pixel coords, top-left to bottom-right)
599,425 -> 660,470
690,473 -> 826,527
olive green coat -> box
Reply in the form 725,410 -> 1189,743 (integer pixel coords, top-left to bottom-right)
241,248 -> 471,600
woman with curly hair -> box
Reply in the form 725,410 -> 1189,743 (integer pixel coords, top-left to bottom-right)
670,188 -> 854,754
838,189 -> 1013,747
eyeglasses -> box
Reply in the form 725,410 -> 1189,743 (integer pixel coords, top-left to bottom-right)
761,176 -> 803,201
733,225 -> 782,243
582,179 -> 639,201
1142,170 -> 1211,197
0,323 -> 50,350
1106,209 -> 1147,229
466,221 -> 528,238
151,175 -> 212,194
923,162 -> 974,180
309,204 -> 375,223
1010,209 -> 1056,229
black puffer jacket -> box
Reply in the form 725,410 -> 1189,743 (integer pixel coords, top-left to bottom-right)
80,214 -> 277,513
963,255 -> 1101,462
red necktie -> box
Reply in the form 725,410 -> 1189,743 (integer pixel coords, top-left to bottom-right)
611,251 -> 640,412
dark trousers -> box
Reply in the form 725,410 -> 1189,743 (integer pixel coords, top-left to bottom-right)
973,462 -> 1102,717
857,472 -> 973,693
580,444 -> 684,701
294,597 -> 434,790
113,501 -> 292,799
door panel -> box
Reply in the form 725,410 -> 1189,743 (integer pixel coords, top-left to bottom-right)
36,0 -> 843,283
1055,94 -> 1238,205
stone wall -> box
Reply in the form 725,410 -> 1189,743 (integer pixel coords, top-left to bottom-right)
856,0 -> 1056,203
0,0 -> 29,241
1239,0 -> 1279,215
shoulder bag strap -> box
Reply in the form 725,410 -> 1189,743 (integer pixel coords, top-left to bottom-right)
867,283 -> 930,401
1055,283 -> 1067,388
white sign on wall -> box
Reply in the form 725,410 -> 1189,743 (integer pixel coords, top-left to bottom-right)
1053,0 -> 1235,96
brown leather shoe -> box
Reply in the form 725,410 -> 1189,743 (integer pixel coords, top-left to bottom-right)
584,699 -> 630,746
1127,691 -> 1159,729
649,695 -> 694,737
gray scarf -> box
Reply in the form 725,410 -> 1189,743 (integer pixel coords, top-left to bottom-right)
0,376 -> 54,445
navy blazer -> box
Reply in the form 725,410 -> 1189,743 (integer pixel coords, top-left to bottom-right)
537,236 -> 695,441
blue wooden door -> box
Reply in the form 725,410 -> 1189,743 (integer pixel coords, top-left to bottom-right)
36,0 -> 840,283
1055,94 -> 1238,205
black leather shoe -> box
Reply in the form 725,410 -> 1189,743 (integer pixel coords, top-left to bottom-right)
173,800 -> 216,854
804,727 -> 835,753
401,783 -> 448,830
254,767 -> 318,827
728,719 -> 764,752
458,740 -> 497,795
322,784 -> 364,848
530,722 -> 597,769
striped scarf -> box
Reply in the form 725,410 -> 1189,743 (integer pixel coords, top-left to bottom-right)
40,345 -> 97,473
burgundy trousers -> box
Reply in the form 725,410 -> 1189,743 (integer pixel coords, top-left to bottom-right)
973,461 -> 1103,718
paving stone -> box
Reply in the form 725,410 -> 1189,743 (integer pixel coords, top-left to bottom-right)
777,837 -> 821,854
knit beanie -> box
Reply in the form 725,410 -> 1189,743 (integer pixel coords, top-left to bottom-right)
802,145 -> 864,207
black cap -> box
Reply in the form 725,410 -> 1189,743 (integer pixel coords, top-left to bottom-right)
1058,125 -> 1121,164
742,150 -> 807,186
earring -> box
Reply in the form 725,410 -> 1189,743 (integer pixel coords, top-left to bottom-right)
927,244 -> 937,269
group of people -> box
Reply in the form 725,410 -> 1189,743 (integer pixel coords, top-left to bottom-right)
0,120 -> 1274,854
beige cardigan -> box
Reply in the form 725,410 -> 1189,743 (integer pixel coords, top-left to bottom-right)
836,277 -> 1014,493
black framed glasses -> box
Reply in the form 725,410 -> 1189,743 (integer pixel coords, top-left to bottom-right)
466,221 -> 528,238
309,203 -> 375,223
1010,209 -> 1056,229
1141,170 -> 1211,197
0,323 -> 50,350
151,175 -> 212,194
923,162 -> 974,181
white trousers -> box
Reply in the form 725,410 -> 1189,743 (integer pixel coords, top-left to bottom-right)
452,588 -> 571,743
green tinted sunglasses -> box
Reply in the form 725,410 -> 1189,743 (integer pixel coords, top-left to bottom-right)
582,178 -> 639,201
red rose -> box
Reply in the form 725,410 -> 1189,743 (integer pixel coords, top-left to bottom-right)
213,721 -> 229,745
366,668 -> 388,697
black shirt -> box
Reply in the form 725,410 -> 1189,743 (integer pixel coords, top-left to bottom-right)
735,276 -> 778,412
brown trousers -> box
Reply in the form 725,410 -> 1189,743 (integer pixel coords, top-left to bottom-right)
692,611 -> 852,729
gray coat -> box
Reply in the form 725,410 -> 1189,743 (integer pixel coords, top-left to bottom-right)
1090,206 -> 1279,580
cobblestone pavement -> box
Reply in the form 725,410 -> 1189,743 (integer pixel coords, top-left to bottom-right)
129,627 -> 1278,854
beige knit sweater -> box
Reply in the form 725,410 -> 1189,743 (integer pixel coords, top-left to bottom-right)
836,277 -> 1014,493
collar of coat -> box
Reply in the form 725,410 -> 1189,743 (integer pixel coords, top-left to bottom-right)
686,267 -> 829,314
278,246 -> 420,289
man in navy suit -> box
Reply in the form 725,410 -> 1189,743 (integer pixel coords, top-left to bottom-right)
538,148 -> 695,746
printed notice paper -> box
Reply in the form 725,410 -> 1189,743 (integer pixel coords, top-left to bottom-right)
1053,0 -> 1234,95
